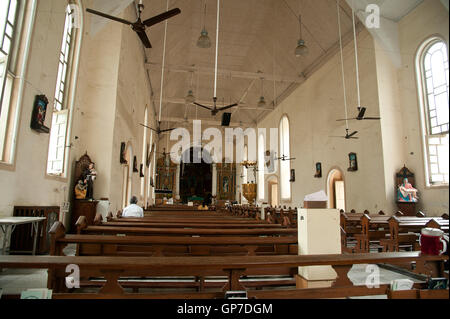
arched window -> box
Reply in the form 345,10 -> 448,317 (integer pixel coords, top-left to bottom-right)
417,38 -> 449,186
141,107 -> 149,199
0,0 -> 31,163
279,115 -> 291,199
47,2 -> 82,176
258,134 -> 265,200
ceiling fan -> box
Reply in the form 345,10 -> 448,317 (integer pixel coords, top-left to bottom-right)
86,2 -> 181,49
336,107 -> 381,122
330,129 -> 359,140
193,0 -> 238,117
140,122 -> 176,135
275,153 -> 296,162
194,98 -> 238,117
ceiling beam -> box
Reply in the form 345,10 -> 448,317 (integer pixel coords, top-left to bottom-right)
145,62 -> 305,84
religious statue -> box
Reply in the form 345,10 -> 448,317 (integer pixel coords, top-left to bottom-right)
265,150 -> 275,174
397,178 -> 419,202
81,163 -> 97,200
223,177 -> 229,193
74,180 -> 87,199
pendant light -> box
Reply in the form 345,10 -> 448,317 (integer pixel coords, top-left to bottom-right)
185,71 -> 196,103
197,0 -> 211,48
295,1 -> 308,57
258,78 -> 266,108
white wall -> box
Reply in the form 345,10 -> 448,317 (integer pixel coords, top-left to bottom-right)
397,0 -> 449,216
257,29 -> 389,213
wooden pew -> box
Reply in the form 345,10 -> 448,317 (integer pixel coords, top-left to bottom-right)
76,216 -> 297,237
95,214 -> 284,229
264,206 -> 297,228
388,288 -> 449,299
383,216 -> 449,252
108,212 -> 266,224
1,252 -> 447,299
51,222 -> 298,258
341,212 -> 449,253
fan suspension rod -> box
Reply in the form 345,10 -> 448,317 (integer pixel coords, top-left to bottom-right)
352,0 -> 361,109
158,0 -> 170,122
337,0 -> 349,130
213,0 -> 220,98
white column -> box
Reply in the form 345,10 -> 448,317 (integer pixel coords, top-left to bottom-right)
212,164 -> 217,196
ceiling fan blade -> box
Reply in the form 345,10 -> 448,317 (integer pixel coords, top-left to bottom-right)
217,103 -> 238,112
140,123 -> 158,132
336,118 -> 357,122
193,102 -> 213,111
363,117 -> 381,120
143,8 -> 181,27
357,107 -> 367,119
160,128 -> 176,133
86,8 -> 132,25
347,131 -> 358,138
136,30 -> 152,48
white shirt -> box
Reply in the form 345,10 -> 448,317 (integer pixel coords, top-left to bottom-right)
122,204 -> 144,218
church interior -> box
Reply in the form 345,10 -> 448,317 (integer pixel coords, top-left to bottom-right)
0,0 -> 449,302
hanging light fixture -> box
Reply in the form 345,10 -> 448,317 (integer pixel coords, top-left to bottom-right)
258,78 -> 266,108
185,70 -> 196,103
185,90 -> 195,103
197,0 -> 211,48
295,0 -> 308,57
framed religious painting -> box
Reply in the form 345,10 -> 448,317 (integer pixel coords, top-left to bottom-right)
120,142 -> 127,164
314,162 -> 322,178
290,169 -> 295,182
133,156 -> 139,172
348,153 -> 358,172
30,95 -> 50,133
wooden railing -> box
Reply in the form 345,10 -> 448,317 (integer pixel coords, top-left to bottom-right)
0,252 -> 447,299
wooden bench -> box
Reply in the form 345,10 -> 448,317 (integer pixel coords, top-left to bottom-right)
388,288 -> 449,299
341,212 -> 449,253
383,216 -> 449,252
51,222 -> 298,258
76,216 -> 297,237
94,214 -> 283,229
1,252 -> 447,299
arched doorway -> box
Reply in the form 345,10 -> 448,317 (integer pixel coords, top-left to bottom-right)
327,168 -> 346,211
267,176 -> 279,207
179,147 -> 213,203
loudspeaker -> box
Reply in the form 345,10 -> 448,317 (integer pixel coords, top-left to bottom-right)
221,113 -> 231,126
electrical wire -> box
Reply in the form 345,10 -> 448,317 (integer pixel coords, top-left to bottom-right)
158,0 -> 170,123
337,0 -> 349,131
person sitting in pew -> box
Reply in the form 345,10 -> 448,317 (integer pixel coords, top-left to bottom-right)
122,196 -> 144,218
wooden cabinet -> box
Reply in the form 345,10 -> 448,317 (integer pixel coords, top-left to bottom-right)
70,200 -> 98,233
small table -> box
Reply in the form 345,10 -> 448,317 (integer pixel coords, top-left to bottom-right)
0,217 -> 46,255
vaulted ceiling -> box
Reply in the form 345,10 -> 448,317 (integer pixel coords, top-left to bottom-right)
87,0 -> 425,129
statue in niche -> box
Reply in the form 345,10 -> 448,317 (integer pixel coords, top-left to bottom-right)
265,150 -> 275,174
397,178 -> 419,202
81,163 -> 97,200
223,176 -> 229,193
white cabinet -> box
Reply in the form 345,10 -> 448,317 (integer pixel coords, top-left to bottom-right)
297,209 -> 341,281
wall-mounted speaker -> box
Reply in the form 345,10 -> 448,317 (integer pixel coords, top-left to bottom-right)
221,113 -> 231,126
